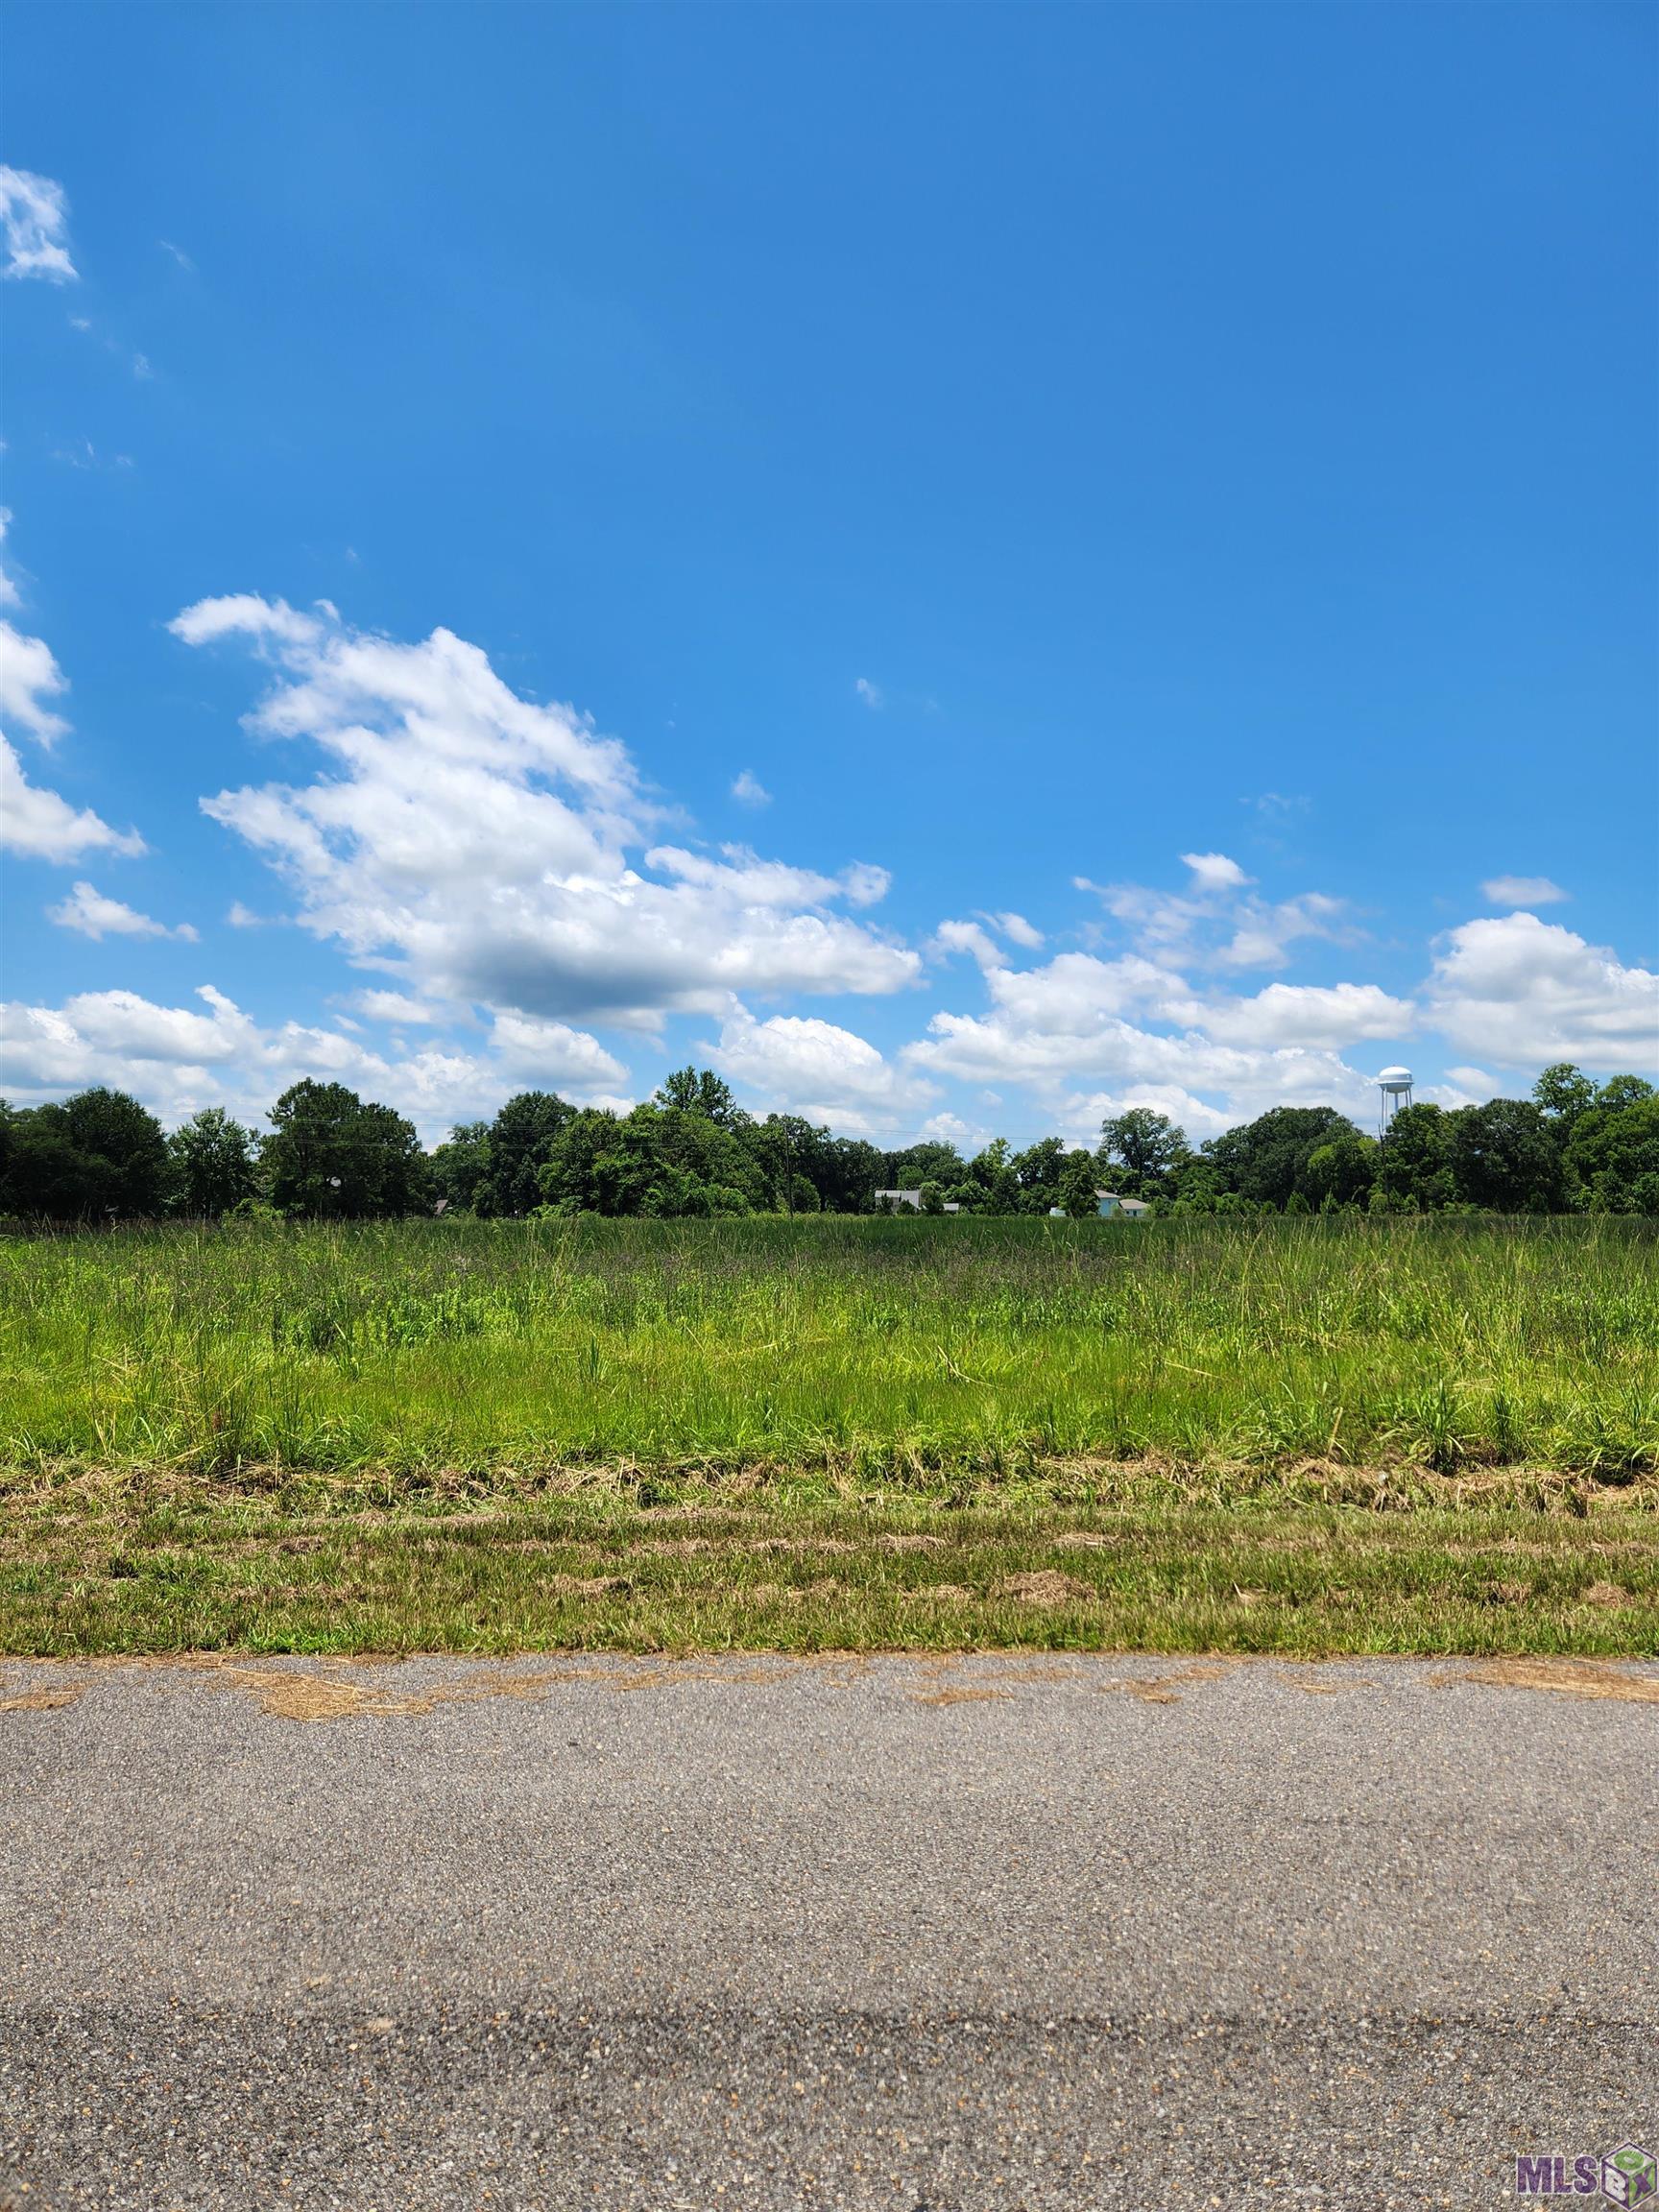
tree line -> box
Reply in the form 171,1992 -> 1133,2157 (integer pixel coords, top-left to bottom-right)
1,1061 -> 1654,1224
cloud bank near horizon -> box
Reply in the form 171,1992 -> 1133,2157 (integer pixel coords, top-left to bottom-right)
4,562 -> 1653,1144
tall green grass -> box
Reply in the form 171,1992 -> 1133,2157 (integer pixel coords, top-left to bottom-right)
1,1214 -> 1654,1479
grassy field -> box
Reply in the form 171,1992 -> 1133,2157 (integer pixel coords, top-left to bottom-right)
2,1215 -> 1655,1656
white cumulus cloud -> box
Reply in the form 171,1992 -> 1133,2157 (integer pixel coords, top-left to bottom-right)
731,769 -> 771,807
1,739 -> 146,863
349,990 -> 446,1025
47,881 -> 197,942
0,518 -> 145,863
1180,851 -> 1252,894
1423,914 -> 1658,1071
906,946 -> 1379,1126
987,911 -> 1044,950
0,616 -> 70,744
0,985 -> 629,1140
708,1002 -> 938,1136
176,595 -> 920,1029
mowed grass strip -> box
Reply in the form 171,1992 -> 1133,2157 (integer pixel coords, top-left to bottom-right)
3,1466 -> 1655,1657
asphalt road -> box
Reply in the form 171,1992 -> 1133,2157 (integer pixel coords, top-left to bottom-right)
2,1652 -> 1655,2211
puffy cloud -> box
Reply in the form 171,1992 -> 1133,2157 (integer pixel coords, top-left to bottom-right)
1,738 -> 146,862
1197,981 -> 1412,1049
169,594 -> 327,652
0,616 -> 70,744
936,913 -> 1046,964
0,520 -> 144,861
1214,893 -> 1347,971
178,596 -> 919,1027
708,1002 -> 938,1136
1055,1084 -> 1237,1146
484,1010 -> 629,1094
349,989 -> 445,1025
1481,875 -> 1568,908
1180,851 -> 1252,894
731,769 -> 771,807
0,167 -> 77,283
932,918 -> 1006,971
1423,914 -> 1658,1071
854,677 -> 884,710
646,844 -> 889,912
0,985 -> 628,1139
915,1110 -> 989,1150
47,881 -> 197,942
987,911 -> 1044,950
906,937 -> 1382,1130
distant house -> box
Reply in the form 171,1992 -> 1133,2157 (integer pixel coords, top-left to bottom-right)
1096,1190 -> 1151,1219
1048,1190 -> 1152,1220
874,1189 -> 962,1214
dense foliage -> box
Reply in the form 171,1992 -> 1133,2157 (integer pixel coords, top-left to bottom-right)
0,1062 -> 1653,1222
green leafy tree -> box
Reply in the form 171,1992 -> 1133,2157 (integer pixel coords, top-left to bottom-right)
536,1102 -> 761,1216
1202,1107 -> 1361,1212
1531,1063 -> 1599,1129
1097,1108 -> 1192,1197
1444,1098 -> 1565,1214
1564,1093 -> 1659,1214
1058,1149 -> 1100,1218
536,1108 -> 623,1213
652,1103 -> 765,1212
965,1138 -> 1021,1215
750,1118 -> 884,1214
918,1179 -> 948,1215
1010,1137 -> 1068,1214
167,1107 -> 258,1217
429,1121 -> 492,1214
654,1067 -> 741,1128
475,1092 -> 574,1215
0,1088 -> 169,1220
1303,1131 -> 1376,1209
886,1141 -> 968,1191
263,1081 -> 427,1217
1376,1102 -> 1454,1210
1597,1073 -> 1658,1112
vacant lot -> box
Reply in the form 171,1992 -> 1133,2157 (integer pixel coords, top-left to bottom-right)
2,1216 -> 1654,1656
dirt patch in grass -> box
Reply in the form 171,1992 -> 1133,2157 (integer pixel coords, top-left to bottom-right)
995,1571 -> 1093,1604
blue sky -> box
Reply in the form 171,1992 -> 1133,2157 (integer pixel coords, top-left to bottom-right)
3,2 -> 1655,1147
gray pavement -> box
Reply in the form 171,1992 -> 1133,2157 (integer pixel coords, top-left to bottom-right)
1,1651 -> 1655,2210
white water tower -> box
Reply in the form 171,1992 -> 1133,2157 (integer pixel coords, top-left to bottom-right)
1377,1066 -> 1413,1138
